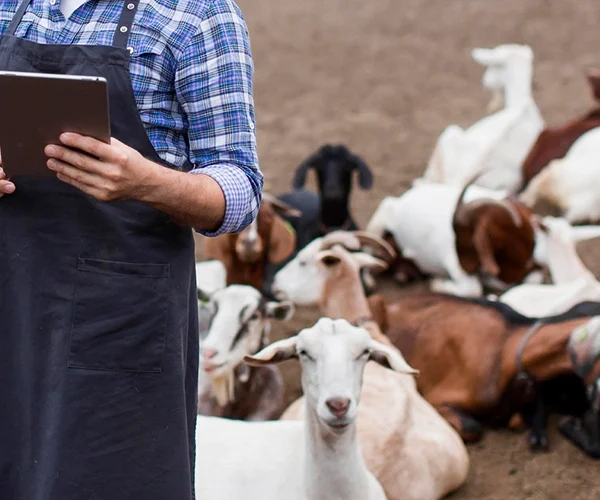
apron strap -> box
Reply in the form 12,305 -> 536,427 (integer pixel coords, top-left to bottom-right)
6,0 -> 33,36
112,0 -> 142,51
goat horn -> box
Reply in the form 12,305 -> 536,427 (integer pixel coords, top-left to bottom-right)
320,231 -> 362,252
351,231 -> 397,261
262,193 -> 302,218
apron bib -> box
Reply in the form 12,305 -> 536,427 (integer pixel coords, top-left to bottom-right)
0,2 -> 198,499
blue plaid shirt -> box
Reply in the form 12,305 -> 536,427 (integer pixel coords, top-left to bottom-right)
0,0 -> 263,236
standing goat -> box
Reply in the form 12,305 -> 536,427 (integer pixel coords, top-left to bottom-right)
422,44 -> 543,193
197,284 -> 294,421
520,70 -> 600,190
519,127 -> 600,223
291,144 -> 373,232
272,232 -> 470,500
195,318 -> 407,500
203,193 -> 300,293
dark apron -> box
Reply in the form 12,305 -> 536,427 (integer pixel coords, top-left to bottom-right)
0,1 -> 198,499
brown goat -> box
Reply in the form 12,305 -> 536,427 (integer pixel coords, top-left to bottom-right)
203,193 -> 301,291
368,293 -> 600,450
453,184 -> 538,286
520,70 -> 600,189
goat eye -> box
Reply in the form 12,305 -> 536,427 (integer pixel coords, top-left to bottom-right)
249,312 -> 260,321
297,349 -> 313,360
359,348 -> 371,359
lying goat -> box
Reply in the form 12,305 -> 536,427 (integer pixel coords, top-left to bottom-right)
195,318 -> 404,500
520,70 -> 600,190
367,292 -> 600,454
519,127 -> 600,223
291,144 -> 373,232
197,284 -> 294,421
272,232 -> 469,500
203,193 -> 300,293
366,182 -> 536,296
422,44 -> 543,193
497,216 -> 600,317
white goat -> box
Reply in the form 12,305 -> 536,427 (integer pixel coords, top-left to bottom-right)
195,317 -> 411,500
422,44 -> 544,193
519,127 -> 600,223
197,284 -> 295,420
271,231 -> 470,500
366,181 -> 514,296
498,216 -> 600,316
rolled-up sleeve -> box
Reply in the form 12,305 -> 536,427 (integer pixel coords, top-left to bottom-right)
174,0 -> 263,236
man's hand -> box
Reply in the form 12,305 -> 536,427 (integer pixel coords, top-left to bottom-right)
0,166 -> 15,198
45,133 -> 160,202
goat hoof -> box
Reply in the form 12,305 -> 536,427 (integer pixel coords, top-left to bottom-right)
528,433 -> 549,452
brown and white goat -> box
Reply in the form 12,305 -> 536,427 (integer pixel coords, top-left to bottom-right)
197,284 -> 295,421
367,292 -> 600,454
203,193 -> 301,292
272,232 -> 470,500
520,70 -> 600,190
452,181 -> 539,287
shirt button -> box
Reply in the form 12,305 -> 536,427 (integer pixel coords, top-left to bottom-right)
120,26 -> 128,33
127,3 -> 135,9
49,0 -> 56,4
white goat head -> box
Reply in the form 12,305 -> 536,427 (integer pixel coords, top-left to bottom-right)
271,231 -> 392,306
198,284 -> 295,382
245,317 -> 417,431
472,44 -> 533,112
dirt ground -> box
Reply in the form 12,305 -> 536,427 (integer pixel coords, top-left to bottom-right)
195,0 -> 600,498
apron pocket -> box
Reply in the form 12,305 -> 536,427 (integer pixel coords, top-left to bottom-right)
68,257 -> 170,373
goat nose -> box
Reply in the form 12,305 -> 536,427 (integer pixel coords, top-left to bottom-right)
202,348 -> 218,360
326,398 -> 351,418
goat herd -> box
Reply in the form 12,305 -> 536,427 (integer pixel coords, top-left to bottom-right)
193,43 -> 600,499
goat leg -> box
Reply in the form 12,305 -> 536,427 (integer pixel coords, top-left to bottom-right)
520,393 -> 550,452
559,409 -> 600,459
437,404 -> 484,442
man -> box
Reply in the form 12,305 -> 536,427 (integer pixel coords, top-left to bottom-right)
0,1 -> 262,499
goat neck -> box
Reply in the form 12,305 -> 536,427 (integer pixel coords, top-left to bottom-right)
503,59 -> 533,109
304,403 -> 372,500
545,231 -> 595,284
320,263 -> 371,322
503,318 -> 591,383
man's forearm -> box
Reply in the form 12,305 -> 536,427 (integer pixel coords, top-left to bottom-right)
138,160 -> 226,232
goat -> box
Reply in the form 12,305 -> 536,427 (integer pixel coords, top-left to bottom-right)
197,284 -> 295,421
272,232 -> 470,500
203,193 -> 301,293
194,317 -> 409,500
365,181 -> 535,296
519,127 -> 600,223
497,216 -> 600,317
561,317 -> 600,458
195,260 -> 227,333
292,144 -> 373,232
452,181 -> 538,287
422,44 -> 544,193
520,70 -> 600,190
365,291 -> 600,454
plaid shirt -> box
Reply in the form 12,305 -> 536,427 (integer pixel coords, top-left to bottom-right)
0,0 -> 263,236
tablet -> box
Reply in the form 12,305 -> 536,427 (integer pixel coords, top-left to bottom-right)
0,71 -> 111,178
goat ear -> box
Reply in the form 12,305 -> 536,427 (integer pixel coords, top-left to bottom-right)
570,225 -> 600,243
350,154 -> 373,190
265,300 -> 295,321
268,216 -> 297,264
244,337 -> 298,366
317,250 -> 343,268
352,252 -> 388,273
292,155 -> 318,189
368,341 -> 419,375
263,193 -> 303,218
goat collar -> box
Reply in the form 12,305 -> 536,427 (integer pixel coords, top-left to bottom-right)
514,320 -> 545,383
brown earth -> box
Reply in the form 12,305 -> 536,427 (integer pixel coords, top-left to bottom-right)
195,0 -> 600,498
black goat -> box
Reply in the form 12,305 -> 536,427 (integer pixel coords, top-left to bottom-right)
292,144 -> 373,232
